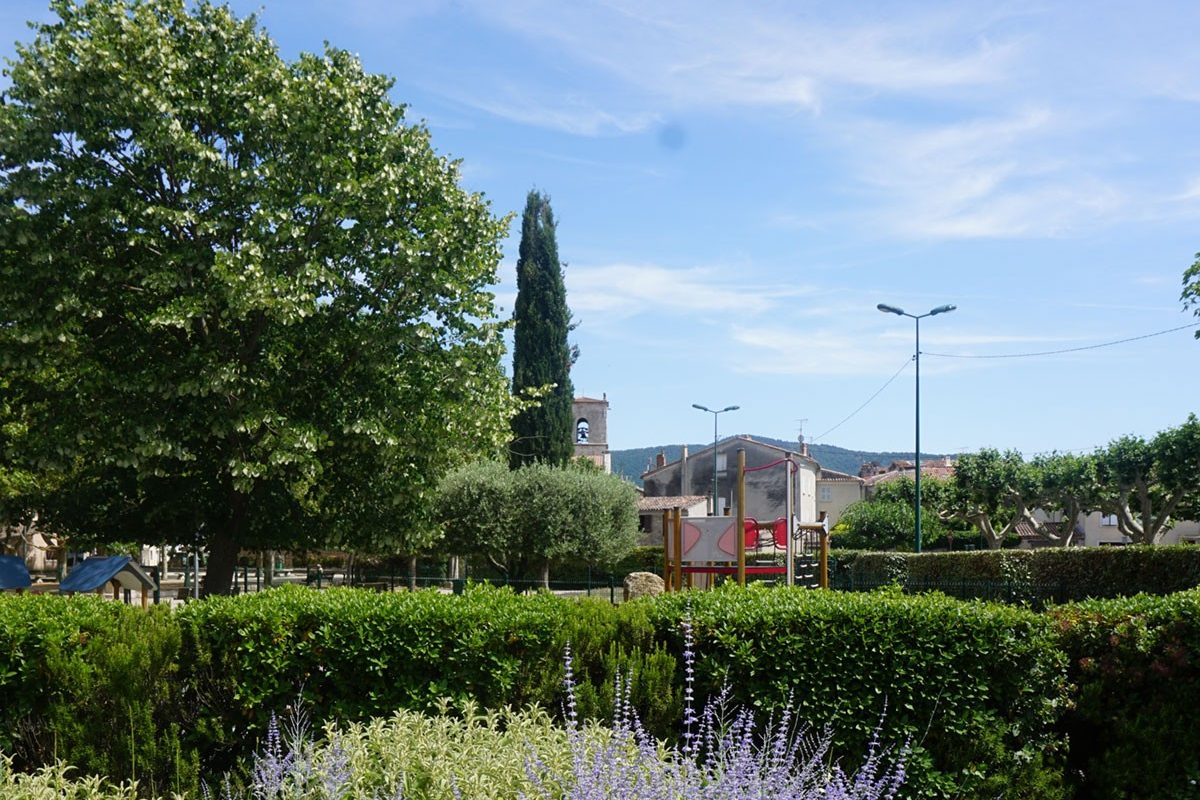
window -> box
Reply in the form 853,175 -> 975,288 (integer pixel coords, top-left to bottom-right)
575,418 -> 589,443
818,486 -> 832,502
1100,514 -> 1118,527
715,453 -> 727,472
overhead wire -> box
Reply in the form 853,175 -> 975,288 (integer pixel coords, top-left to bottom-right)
810,320 -> 1199,446
923,322 -> 1200,359
812,358 -> 912,443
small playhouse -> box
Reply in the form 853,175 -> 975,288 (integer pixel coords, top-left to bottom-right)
660,448 -> 830,590
0,555 -> 32,593
58,555 -> 158,607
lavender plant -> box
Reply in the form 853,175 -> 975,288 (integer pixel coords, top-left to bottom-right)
196,619 -> 903,800
525,618 -> 907,800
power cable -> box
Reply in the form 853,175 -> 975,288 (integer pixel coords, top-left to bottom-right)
924,322 -> 1200,360
812,358 -> 912,443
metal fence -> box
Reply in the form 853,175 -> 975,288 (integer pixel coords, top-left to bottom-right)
829,573 -> 1068,608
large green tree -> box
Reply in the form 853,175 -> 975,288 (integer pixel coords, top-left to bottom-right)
435,461 -> 638,585
0,0 -> 514,594
509,191 -> 575,468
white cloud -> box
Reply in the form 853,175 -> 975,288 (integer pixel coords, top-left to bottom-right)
566,263 -> 814,319
402,1 -> 1020,133
842,108 -> 1127,238
730,325 -> 909,377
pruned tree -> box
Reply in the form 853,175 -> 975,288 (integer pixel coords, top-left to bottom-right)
0,0 -> 515,594
435,461 -> 638,586
509,190 -> 575,468
1019,452 -> 1098,546
943,449 -> 1027,549
1094,415 -> 1200,544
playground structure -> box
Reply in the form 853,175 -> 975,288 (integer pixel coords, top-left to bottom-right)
661,448 -> 830,590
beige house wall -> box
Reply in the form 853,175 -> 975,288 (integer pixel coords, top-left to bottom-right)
817,480 -> 865,528
1079,511 -> 1200,546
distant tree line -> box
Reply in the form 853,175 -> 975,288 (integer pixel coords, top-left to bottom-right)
834,414 -> 1200,550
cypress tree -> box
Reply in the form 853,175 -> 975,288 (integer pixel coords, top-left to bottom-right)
510,190 -> 575,468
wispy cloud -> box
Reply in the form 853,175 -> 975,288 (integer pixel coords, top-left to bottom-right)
843,108 -> 1127,238
729,325 -> 907,377
567,263 -> 814,319
465,1 -> 1018,109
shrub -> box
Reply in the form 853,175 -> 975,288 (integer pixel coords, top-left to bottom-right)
1050,589 -> 1200,800
831,546 -> 1200,602
831,499 -> 948,551
0,595 -> 192,797
649,586 -> 1068,799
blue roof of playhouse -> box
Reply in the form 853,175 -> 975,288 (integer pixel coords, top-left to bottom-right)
59,555 -> 154,593
0,555 -> 31,590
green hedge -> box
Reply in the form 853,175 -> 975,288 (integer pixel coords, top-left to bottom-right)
1049,592 -> 1200,800
2,583 -> 1199,798
831,546 -> 1200,601
0,596 -> 194,798
649,586 -> 1068,799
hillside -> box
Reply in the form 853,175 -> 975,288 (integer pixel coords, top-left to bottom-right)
612,437 -> 947,485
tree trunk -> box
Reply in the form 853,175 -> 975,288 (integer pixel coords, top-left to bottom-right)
408,555 -> 418,591
540,560 -> 551,589
202,526 -> 241,596
203,490 -> 248,597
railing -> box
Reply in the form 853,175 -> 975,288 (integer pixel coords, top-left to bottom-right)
829,573 -> 1068,608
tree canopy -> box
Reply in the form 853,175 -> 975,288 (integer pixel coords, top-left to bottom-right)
0,0 -> 515,593
509,190 -> 575,468
1093,414 -> 1200,544
435,461 -> 638,584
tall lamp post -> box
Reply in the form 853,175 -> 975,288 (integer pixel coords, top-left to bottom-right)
876,303 -> 956,552
692,403 -> 739,515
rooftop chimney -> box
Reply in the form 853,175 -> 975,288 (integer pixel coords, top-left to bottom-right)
656,451 -> 666,468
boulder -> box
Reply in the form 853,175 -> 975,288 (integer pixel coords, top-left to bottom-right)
623,571 -> 665,601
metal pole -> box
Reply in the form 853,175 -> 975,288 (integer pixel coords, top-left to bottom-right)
712,412 -> 719,513
736,448 -> 746,586
673,506 -> 683,591
785,459 -> 795,587
914,315 -> 922,553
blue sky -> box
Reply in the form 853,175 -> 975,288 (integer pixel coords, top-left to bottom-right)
4,0 -> 1200,456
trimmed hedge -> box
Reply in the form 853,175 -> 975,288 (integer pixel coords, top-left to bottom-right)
650,586 -> 1068,799
0,596 -> 194,798
831,546 -> 1200,601
1049,592 -> 1200,800
1,583 -> 1199,798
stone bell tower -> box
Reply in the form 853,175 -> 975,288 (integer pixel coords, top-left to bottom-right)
572,394 -> 611,473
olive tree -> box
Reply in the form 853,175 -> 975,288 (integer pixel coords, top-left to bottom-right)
435,461 -> 639,585
0,0 -> 515,593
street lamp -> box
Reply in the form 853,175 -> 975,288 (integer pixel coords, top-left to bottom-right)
692,403 -> 740,514
876,302 -> 956,552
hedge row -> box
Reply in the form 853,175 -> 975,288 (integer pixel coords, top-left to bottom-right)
831,545 -> 1200,601
1,584 -> 1198,798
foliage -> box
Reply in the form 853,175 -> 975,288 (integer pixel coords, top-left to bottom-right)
509,190 -> 575,469
17,582 -> 1200,798
435,461 -> 639,582
0,595 -> 192,797
649,587 -> 1068,799
831,498 -> 948,551
831,546 -> 1200,602
0,0 -> 514,594
1184,251 -> 1200,340
1093,414 -> 1200,544
0,755 -> 141,800
942,449 -> 1028,549
1050,589 -> 1200,800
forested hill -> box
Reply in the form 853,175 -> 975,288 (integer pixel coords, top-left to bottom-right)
612,437 -> 947,486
